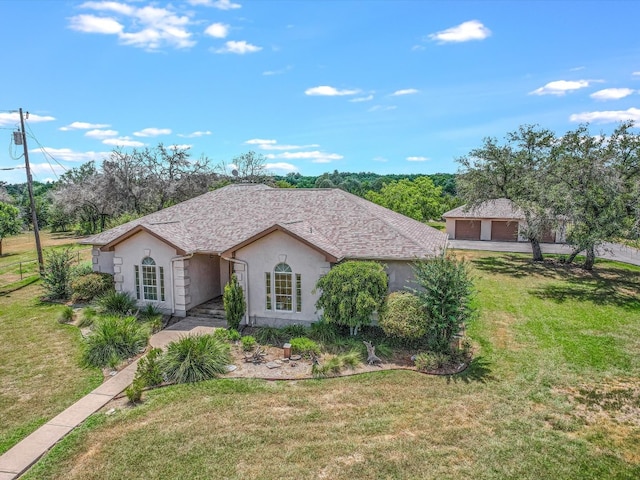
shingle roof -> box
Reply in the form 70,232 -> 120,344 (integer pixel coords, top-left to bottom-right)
442,198 -> 524,220
83,184 -> 447,260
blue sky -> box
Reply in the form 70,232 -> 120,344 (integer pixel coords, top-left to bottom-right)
1,0 -> 640,184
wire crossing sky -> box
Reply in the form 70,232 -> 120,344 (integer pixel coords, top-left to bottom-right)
1,0 -> 639,183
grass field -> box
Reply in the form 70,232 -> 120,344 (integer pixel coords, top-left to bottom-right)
0,230 -> 91,294
21,252 -> 640,479
0,231 -> 101,454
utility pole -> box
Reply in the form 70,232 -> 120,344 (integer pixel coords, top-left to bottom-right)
18,108 -> 45,276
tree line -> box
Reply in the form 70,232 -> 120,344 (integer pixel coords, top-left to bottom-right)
1,146 -> 459,238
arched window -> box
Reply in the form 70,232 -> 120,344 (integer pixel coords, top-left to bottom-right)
274,263 -> 292,311
134,256 -> 165,302
266,263 -> 301,313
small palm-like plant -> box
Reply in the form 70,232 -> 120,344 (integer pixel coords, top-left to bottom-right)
82,316 -> 148,368
96,291 -> 138,316
161,334 -> 231,384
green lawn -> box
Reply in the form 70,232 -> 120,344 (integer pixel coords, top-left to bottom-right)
21,252 -> 640,479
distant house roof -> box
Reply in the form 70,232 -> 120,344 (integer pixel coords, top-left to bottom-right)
442,198 -> 524,220
84,184 -> 447,261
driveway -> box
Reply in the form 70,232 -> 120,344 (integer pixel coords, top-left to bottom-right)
447,240 -> 640,267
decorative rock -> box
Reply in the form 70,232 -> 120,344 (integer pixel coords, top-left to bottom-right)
290,362 -> 297,368
290,354 -> 302,361
106,408 -> 116,415
282,358 -> 290,363
109,370 -> 118,376
265,361 -> 282,369
226,364 -> 237,372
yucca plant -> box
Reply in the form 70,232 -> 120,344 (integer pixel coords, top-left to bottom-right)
57,305 -> 75,324
77,306 -> 97,328
96,291 -> 137,316
82,316 -> 149,368
160,334 -> 231,384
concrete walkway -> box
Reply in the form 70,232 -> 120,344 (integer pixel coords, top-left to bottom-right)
448,240 -> 640,266
0,316 -> 221,480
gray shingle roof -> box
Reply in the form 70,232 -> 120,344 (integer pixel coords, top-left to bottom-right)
442,198 -> 524,220
83,184 -> 447,260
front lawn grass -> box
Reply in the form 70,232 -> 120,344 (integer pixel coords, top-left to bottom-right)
0,284 -> 103,454
23,252 -> 640,479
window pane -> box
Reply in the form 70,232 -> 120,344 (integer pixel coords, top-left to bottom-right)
159,267 -> 165,301
134,265 -> 140,300
265,272 -> 272,310
142,257 -> 156,266
296,274 -> 301,312
142,265 -> 158,301
274,272 -> 292,311
274,262 -> 292,273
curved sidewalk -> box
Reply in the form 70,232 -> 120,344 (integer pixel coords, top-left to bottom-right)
0,317 -> 219,480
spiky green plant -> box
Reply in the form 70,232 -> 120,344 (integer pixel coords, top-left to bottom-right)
57,305 -> 75,324
223,274 -> 245,330
82,316 -> 148,368
160,334 -> 231,384
96,291 -> 137,316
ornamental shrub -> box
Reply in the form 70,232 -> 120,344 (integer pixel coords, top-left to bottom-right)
160,334 -> 230,384
241,335 -> 257,351
413,254 -> 475,353
379,291 -> 426,340
135,347 -> 164,387
42,248 -> 74,300
314,261 -> 388,336
70,272 -> 114,303
290,337 -> 321,357
82,316 -> 148,368
96,291 -> 137,316
57,305 -> 75,324
223,274 -> 246,330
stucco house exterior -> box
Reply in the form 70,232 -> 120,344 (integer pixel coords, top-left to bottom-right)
442,198 -> 566,243
82,184 -> 447,326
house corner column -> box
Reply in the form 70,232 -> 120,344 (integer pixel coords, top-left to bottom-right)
173,258 -> 191,316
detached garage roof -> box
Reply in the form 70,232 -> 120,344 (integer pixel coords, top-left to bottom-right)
83,184 -> 447,261
442,198 -> 524,220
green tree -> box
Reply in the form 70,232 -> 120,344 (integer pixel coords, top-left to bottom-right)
549,124 -> 629,270
315,261 -> 388,336
365,176 -> 445,222
457,125 -> 556,261
0,202 -> 22,256
223,274 -> 246,330
413,255 -> 475,353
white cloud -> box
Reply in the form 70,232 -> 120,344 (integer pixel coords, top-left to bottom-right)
245,139 -> 318,150
187,0 -> 241,9
263,65 -> 292,76
133,127 -> 171,137
30,147 -> 110,162
569,107 -> 640,123
305,85 -> 360,96
59,121 -> 109,131
68,14 -> 124,34
530,79 -> 591,96
85,129 -> 118,139
28,163 -> 68,177
633,72 -> 640,76
204,22 -> 229,38
69,2 -> 195,50
407,156 -> 429,162
349,94 -> 374,102
391,89 -> 419,96
429,20 -> 491,44
79,1 -> 135,16
368,105 -> 397,112
178,130 -> 212,138
246,138 -> 277,145
103,136 -> 146,147
373,156 -> 388,163
168,144 -> 192,150
0,112 -> 56,127
590,88 -> 635,100
265,162 -> 298,174
215,40 -> 262,54
268,151 -> 344,163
